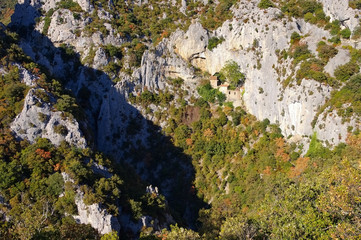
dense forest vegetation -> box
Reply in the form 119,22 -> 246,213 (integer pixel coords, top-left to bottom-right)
130,72 -> 361,239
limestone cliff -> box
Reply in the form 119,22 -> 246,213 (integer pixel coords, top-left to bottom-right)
318,0 -> 359,32
167,2 -> 359,147
10,66 -> 87,148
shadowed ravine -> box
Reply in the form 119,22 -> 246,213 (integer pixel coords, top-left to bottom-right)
9,1 -> 206,234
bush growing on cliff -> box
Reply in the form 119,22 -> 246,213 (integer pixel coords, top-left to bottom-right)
317,41 -> 338,61
334,62 -> 360,82
280,0 -> 326,26
340,28 -> 352,39
53,124 -> 68,136
57,0 -> 82,12
220,60 -> 245,88
42,8 -> 54,35
208,36 -> 225,51
349,0 -> 361,9
291,44 -> 312,64
290,31 -> 301,43
352,25 -> 361,39
104,44 -> 122,59
258,0 -> 274,9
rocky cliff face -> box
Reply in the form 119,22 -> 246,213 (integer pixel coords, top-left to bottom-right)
61,172 -> 121,235
74,191 -> 120,235
10,66 -> 87,148
167,3 -> 359,147
11,88 -> 87,148
319,0 -> 359,32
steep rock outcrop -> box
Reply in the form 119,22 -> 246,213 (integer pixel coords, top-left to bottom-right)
44,8 -> 123,52
61,172 -> 120,235
41,0 -> 93,12
318,0 -> 359,32
133,40 -> 196,91
315,109 -> 358,145
74,191 -> 120,235
168,5 -> 358,147
171,21 -> 209,63
11,88 -> 87,148
9,64 -> 86,148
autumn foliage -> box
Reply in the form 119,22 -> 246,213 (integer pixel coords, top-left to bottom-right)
35,148 -> 51,159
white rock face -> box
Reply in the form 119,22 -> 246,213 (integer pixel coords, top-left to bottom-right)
73,191 -> 120,235
11,88 -> 87,148
315,109 -> 358,145
168,5 -> 358,146
133,40 -> 196,91
93,47 -> 109,69
44,8 -> 123,53
41,0 -> 61,12
47,9 -> 78,43
318,0 -> 359,31
41,0 -> 93,12
8,64 -> 86,148
17,64 -> 37,86
74,0 -> 94,12
61,172 -> 120,235
324,48 -> 350,77
171,21 -> 209,63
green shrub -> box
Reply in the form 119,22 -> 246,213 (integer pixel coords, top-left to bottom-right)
349,0 -> 361,9
317,41 -> 338,61
329,74 -> 361,117
55,94 -> 79,116
208,37 -> 225,51
38,112 -> 48,123
53,124 -> 68,136
280,0 -> 325,26
43,16 -> 51,35
258,0 -> 274,9
290,31 -> 301,44
57,0 -> 82,12
59,43 -> 77,61
73,12 -> 81,20
328,20 -> 341,35
291,44 -> 311,64
328,36 -> 341,44
168,77 -> 184,88
295,58 -> 335,85
104,44 -> 122,59
103,62 -> 121,74
4,82 -> 27,104
197,83 -> 225,104
220,60 -> 245,88
314,9 -> 327,21
304,12 -> 315,23
334,62 -> 360,82
340,28 -> 352,39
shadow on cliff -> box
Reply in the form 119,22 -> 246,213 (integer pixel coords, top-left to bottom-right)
9,1 -> 206,236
